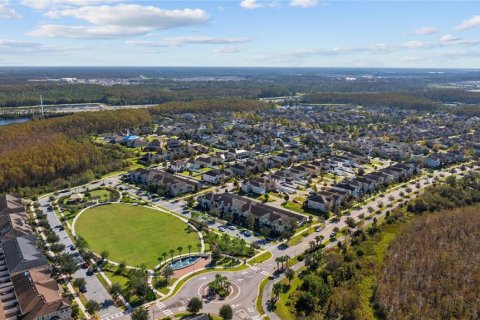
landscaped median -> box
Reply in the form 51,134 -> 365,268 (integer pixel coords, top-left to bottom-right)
247,250 -> 273,266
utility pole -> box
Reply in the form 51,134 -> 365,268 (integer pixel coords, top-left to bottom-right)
40,95 -> 44,116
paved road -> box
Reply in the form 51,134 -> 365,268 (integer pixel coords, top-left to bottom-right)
116,165 -> 477,320
36,164 -> 476,320
39,189 -> 122,317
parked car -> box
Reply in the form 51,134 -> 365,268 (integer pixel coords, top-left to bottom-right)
315,227 -> 323,232
70,245 -> 76,251
86,269 -> 94,276
80,286 -> 87,293
228,225 -> 236,231
218,226 -> 226,232
243,230 -> 252,237
82,262 -> 89,269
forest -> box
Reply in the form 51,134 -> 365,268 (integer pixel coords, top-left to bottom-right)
375,205 -> 480,320
301,92 -> 440,111
283,172 -> 480,320
0,98 -> 268,195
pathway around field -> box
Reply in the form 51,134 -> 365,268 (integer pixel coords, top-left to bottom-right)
71,202 -> 205,270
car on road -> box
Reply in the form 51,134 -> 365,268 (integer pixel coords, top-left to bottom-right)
218,226 -> 226,232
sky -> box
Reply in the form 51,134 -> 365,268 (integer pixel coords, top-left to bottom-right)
0,0 -> 479,67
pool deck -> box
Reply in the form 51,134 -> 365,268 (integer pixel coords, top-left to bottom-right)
173,257 -> 211,278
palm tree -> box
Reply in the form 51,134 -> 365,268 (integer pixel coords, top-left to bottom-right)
272,282 -> 282,300
285,268 -> 294,285
169,249 -> 175,261
109,283 -> 122,301
177,246 -> 183,258
309,240 -> 316,251
314,235 -> 323,246
187,244 -> 192,256
275,257 -> 281,270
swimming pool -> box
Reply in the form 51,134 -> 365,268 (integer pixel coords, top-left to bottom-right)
169,256 -> 201,270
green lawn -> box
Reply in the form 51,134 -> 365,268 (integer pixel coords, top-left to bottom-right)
75,203 -> 200,268
247,251 -> 273,265
89,189 -> 111,201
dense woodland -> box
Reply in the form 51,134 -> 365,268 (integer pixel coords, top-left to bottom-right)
375,206 -> 480,320
0,99 -> 268,195
301,92 -> 440,111
285,172 -> 480,320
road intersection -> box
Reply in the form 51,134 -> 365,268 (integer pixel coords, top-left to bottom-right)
36,164 -> 477,320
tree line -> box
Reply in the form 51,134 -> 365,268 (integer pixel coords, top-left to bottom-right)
375,205 -> 480,320
0,98 -> 269,195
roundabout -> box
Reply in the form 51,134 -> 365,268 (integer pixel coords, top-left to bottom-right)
198,281 -> 241,304
73,203 -> 202,269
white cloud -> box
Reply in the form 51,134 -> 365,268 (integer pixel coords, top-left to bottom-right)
128,35 -> 250,47
214,46 -> 242,53
0,1 -> 21,19
27,24 -> 150,39
440,34 -> 460,43
28,4 -> 209,39
413,26 -> 436,35
21,0 -> 120,10
402,40 -> 434,49
240,0 -> 264,9
455,15 -> 480,30
0,39 -> 80,54
290,0 -> 319,8
45,5 -> 208,29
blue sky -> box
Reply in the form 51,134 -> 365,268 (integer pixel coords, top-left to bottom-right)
0,0 -> 479,67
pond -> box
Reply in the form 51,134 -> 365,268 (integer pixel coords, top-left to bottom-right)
0,118 -> 30,126
169,256 -> 201,270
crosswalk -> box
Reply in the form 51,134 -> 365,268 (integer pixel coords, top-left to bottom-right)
101,311 -> 128,320
162,309 -> 173,316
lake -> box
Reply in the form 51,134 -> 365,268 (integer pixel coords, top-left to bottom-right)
0,118 -> 30,126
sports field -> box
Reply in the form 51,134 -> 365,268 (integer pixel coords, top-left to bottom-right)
75,203 -> 200,268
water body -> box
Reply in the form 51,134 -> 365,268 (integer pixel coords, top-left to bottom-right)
0,118 -> 30,126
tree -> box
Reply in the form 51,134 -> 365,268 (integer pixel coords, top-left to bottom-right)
75,234 -> 89,252
285,268 -> 295,285
314,235 -> 324,246
131,307 -> 149,320
100,250 -> 110,261
247,213 -> 255,230
56,253 -> 78,277
86,300 -> 100,315
161,266 -> 174,282
357,167 -> 365,176
187,244 -> 192,256
187,297 -> 203,314
73,278 -> 86,289
272,282 -> 282,300
219,304 -> 233,320
169,249 -> 175,261
186,196 -> 195,208
109,283 -> 122,300
116,260 -> 126,275
177,246 -> 183,258
346,217 -> 356,228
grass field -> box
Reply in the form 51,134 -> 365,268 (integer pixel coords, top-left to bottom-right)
75,203 -> 200,269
